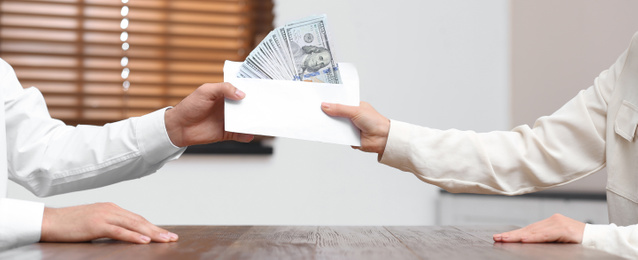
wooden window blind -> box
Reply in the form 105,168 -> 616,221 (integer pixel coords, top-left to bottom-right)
0,0 -> 274,126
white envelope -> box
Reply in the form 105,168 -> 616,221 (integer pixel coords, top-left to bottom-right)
223,61 -> 361,146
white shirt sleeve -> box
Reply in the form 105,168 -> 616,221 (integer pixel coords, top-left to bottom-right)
5,86 -> 185,197
0,58 -> 185,249
378,49 -> 626,195
583,223 -> 638,259
379,111 -> 606,195
0,198 -> 44,250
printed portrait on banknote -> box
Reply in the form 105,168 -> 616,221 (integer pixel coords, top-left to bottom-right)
284,16 -> 341,83
290,43 -> 332,75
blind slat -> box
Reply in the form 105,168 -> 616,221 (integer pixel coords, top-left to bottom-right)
1,0 -> 274,125
0,39 -> 248,55
1,25 -> 253,40
2,0 -> 255,15
17,78 -> 224,86
2,12 -> 255,28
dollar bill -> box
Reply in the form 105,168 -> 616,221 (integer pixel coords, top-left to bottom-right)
237,14 -> 342,84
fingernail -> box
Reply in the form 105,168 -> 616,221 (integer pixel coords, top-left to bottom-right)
240,135 -> 254,143
169,232 -> 179,241
141,235 -> 151,243
159,233 -> 171,241
235,89 -> 246,98
321,102 -> 330,109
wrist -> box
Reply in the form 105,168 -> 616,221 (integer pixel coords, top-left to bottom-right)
377,118 -> 390,155
40,207 -> 53,242
164,108 -> 184,147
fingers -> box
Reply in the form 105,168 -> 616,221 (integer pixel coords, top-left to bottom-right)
493,214 -> 585,244
323,101 -> 389,155
105,225 -> 178,244
114,218 -> 178,244
230,88 -> 246,100
493,220 -> 555,243
494,227 -> 555,243
493,228 -> 527,243
103,225 -> 153,244
321,102 -> 360,118
102,225 -> 177,244
106,203 -> 178,243
224,132 -> 255,143
203,82 -> 246,101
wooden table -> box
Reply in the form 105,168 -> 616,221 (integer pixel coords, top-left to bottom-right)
0,225 -> 622,259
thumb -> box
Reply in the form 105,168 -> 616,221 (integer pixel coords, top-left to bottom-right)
202,82 -> 246,101
224,132 -> 255,143
221,82 -> 246,101
321,102 -> 360,119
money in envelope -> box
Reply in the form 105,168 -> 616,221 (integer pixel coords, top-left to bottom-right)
237,14 -> 342,84
224,15 -> 361,146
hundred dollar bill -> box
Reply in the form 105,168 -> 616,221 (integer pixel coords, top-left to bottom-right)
237,14 -> 342,84
282,15 -> 341,84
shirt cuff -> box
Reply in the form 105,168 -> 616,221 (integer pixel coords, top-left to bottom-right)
133,107 -> 186,165
379,120 -> 413,167
582,223 -> 616,248
0,198 -> 44,250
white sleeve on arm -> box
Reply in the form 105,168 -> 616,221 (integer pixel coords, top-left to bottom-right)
1,57 -> 181,197
379,112 -> 605,195
378,49 -> 627,195
0,198 -> 44,250
1,59 -> 184,196
0,58 -> 185,250
583,223 -> 638,259
6,95 -> 185,197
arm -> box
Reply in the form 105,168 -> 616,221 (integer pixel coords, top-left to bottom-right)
323,87 -> 609,195
321,46 -> 630,252
1,58 -> 252,248
322,48 -> 627,195
34,82 -> 250,246
3,79 -> 184,196
493,215 -> 638,259
582,223 -> 638,258
5,75 -> 251,197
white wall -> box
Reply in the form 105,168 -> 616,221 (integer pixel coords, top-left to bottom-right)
510,0 -> 638,194
7,0 -> 510,226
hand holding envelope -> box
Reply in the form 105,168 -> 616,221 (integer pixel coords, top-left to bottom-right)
223,60 -> 361,146
224,14 -> 360,146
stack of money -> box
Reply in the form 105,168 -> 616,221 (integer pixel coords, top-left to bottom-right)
237,14 -> 342,84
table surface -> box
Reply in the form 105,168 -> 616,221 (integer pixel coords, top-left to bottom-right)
0,225 -> 623,260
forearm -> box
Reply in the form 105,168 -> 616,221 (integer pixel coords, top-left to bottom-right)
7,106 -> 184,197
380,113 -> 605,195
379,47 -> 627,195
583,223 -> 638,258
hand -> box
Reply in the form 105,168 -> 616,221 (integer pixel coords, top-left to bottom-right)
321,101 -> 390,156
493,213 -> 585,243
164,82 -> 254,147
41,203 -> 178,244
